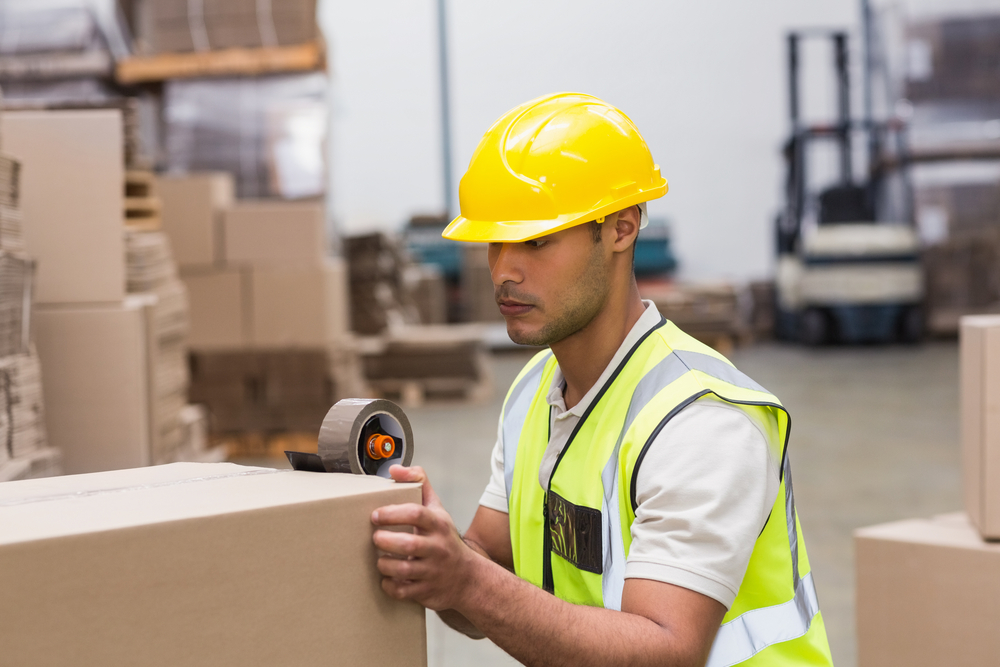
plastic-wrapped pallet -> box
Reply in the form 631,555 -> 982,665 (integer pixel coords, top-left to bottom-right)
163,72 -> 328,199
0,0 -> 131,80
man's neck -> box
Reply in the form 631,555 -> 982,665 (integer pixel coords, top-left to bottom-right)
551,282 -> 646,410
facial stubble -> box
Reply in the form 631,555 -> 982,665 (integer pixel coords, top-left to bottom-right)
504,241 -> 611,347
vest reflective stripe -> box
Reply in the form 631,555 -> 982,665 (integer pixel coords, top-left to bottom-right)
705,455 -> 818,667
502,351 -> 551,502
706,573 -> 820,667
673,350 -> 770,394
600,351 -> 691,610
598,349 -> 781,611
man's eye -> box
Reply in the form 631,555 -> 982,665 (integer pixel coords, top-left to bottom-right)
525,239 -> 547,248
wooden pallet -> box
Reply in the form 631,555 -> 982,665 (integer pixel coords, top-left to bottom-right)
124,170 -> 161,231
116,42 -> 324,84
214,431 -> 318,461
368,374 -> 492,407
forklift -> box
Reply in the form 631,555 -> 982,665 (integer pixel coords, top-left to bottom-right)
774,30 -> 923,345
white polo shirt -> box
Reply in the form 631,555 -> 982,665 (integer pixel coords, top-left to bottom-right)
479,301 -> 781,609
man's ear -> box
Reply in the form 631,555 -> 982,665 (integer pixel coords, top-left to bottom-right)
611,205 -> 641,252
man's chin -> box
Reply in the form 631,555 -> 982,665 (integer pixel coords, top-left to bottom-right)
505,322 -> 552,347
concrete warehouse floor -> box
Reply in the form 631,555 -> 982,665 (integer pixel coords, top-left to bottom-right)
244,340 -> 961,667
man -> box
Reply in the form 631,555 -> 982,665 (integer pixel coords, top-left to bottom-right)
371,93 -> 834,666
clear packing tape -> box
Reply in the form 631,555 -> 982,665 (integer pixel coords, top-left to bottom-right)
0,466 -> 287,508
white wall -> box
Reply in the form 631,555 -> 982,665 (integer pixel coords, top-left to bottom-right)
319,0 -> 999,281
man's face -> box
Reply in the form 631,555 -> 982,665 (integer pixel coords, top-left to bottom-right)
488,222 -> 611,347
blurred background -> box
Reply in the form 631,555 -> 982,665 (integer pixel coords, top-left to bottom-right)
1,0 -> 999,665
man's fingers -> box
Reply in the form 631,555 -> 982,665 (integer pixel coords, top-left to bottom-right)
389,464 -> 425,484
381,576 -> 429,602
389,465 -> 444,510
376,554 -> 433,580
372,502 -> 438,532
372,528 -> 437,558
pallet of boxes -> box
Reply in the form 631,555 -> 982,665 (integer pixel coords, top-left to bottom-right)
159,172 -> 353,455
347,235 -> 492,407
855,316 -> 1000,665
0,101 -> 57,482
0,102 -> 215,474
638,280 -> 749,354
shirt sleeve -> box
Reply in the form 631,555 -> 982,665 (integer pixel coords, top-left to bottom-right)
624,395 -> 781,609
478,412 -> 509,513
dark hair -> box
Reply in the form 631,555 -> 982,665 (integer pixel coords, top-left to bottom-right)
589,219 -> 603,243
590,209 -> 639,267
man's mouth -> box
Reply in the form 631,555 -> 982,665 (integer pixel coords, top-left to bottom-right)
496,294 -> 535,317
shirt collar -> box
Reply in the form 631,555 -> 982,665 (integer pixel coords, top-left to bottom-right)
546,300 -> 663,418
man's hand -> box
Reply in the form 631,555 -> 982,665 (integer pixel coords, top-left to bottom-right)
371,465 -> 479,612
371,465 -> 726,667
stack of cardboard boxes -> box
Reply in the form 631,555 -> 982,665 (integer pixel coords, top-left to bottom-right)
132,0 -> 319,54
855,315 -> 1000,665
0,107 -> 56,482
159,172 -> 351,434
0,107 -> 212,474
124,229 -> 198,463
906,15 -> 1000,103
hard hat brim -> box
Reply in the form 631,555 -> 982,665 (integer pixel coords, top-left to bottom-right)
442,181 -> 667,243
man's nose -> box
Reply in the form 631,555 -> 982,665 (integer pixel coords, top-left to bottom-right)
489,243 -> 523,286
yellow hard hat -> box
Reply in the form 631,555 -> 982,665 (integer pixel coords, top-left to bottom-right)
442,92 -> 667,243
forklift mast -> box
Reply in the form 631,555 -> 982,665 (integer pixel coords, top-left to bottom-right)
778,30 -> 880,256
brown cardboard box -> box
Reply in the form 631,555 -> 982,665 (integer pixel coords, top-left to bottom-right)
251,258 -> 349,347
855,513 -> 1000,666
960,315 -> 1000,538
181,267 -> 251,349
156,172 -> 234,266
0,462 -> 427,667
188,349 -> 334,432
0,109 -> 124,304
222,200 -> 326,265
33,298 -> 152,474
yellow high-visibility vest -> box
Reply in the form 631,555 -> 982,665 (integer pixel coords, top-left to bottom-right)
502,317 -> 834,666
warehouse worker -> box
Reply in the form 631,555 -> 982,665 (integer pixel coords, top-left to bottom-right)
371,93 -> 834,666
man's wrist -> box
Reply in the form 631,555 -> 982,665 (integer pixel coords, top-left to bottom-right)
451,546 -> 499,617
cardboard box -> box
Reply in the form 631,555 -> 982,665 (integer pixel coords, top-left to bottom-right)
961,315 -> 1000,538
855,513 -> 1000,666
0,462 -> 427,667
189,349 -> 335,432
156,172 -> 234,266
222,200 -> 326,265
251,258 -> 349,347
33,298 -> 152,474
0,109 -> 124,304
181,267 -> 251,349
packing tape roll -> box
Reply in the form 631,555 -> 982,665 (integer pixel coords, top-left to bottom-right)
317,398 -> 414,477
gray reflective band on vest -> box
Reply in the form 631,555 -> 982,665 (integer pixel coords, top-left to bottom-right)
704,454 -> 814,667
502,352 -> 551,504
706,571 -> 819,667
600,354 -> 690,609
673,350 -> 771,394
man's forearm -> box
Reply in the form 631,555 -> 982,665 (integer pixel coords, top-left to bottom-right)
453,555 -> 701,667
